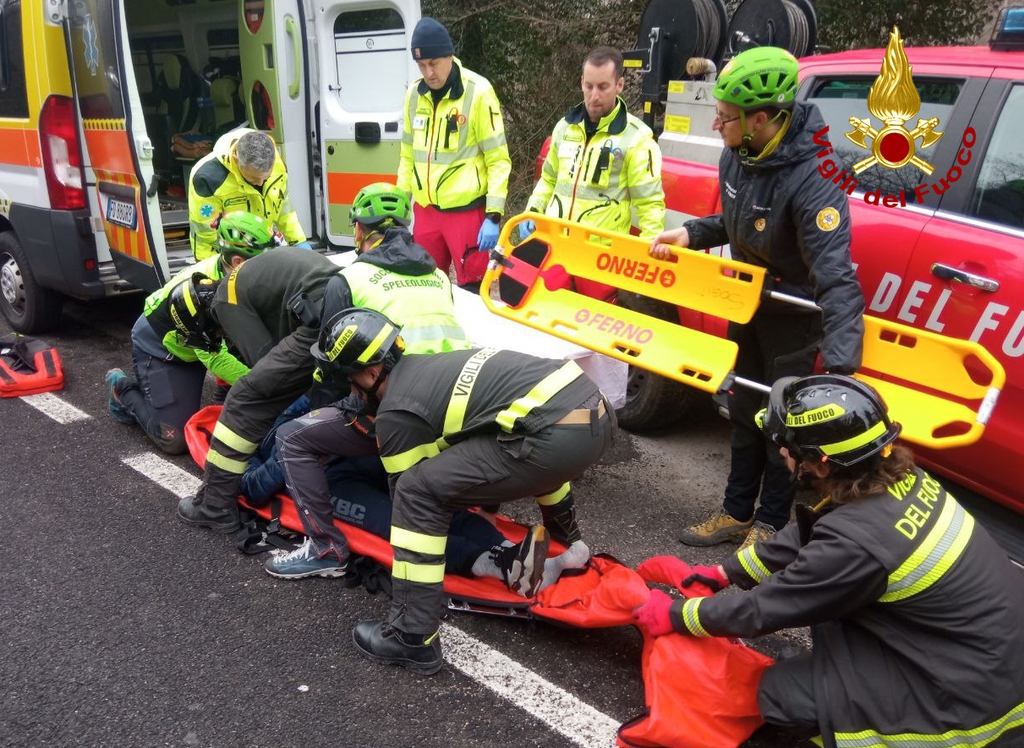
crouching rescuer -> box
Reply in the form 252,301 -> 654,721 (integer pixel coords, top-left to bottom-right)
634,374 -> 1024,748
317,308 -> 616,674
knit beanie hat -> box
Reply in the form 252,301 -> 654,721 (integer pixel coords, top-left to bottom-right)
411,17 -> 454,61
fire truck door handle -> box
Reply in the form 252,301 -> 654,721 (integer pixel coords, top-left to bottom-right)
930,263 -> 999,292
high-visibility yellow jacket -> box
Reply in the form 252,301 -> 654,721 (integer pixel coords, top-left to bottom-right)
527,99 -> 665,239
188,128 -> 306,260
396,59 -> 511,215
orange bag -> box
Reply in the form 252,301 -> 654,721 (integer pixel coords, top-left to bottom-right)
617,562 -> 775,748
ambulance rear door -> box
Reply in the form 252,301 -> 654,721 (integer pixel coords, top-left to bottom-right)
312,0 -> 420,247
65,0 -> 169,291
238,0 -> 314,242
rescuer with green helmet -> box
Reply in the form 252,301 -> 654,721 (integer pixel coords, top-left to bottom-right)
104,211 -> 275,454
263,181 -> 475,581
649,46 -> 865,550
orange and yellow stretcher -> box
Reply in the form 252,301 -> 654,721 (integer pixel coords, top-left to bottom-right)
480,214 -> 1004,450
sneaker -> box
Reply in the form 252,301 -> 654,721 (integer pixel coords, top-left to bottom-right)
104,368 -> 133,424
352,621 -> 443,676
491,525 -> 550,597
738,520 -> 777,552
678,510 -> 754,547
264,537 -> 347,579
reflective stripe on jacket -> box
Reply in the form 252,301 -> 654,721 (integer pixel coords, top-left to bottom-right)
188,128 -> 306,260
342,262 -> 469,354
672,468 -> 1024,748
527,98 -> 665,239
375,349 -> 596,475
396,59 -> 511,215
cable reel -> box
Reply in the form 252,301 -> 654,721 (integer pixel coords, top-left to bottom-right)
727,0 -> 818,59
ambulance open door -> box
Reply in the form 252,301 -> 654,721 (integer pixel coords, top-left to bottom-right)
238,0 -> 314,243
65,0 -> 169,292
311,0 -> 420,247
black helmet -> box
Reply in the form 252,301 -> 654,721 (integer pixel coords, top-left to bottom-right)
757,374 -> 902,467
169,273 -> 221,352
310,307 -> 405,384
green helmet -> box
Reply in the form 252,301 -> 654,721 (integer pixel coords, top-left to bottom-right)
715,47 -> 799,110
215,212 -> 277,256
349,183 -> 411,228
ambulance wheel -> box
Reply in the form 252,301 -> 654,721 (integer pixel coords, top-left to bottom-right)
0,232 -> 63,334
614,293 -> 694,431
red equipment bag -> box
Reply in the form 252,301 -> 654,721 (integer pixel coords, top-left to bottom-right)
0,334 -> 64,397
616,561 -> 775,748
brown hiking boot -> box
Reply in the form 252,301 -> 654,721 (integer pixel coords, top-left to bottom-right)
678,510 -> 754,546
738,520 -> 777,552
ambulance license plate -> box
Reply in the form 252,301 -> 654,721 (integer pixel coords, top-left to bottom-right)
106,198 -> 137,229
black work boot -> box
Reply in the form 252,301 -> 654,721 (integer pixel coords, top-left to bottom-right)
352,621 -> 443,676
539,494 -> 582,546
176,487 -> 240,533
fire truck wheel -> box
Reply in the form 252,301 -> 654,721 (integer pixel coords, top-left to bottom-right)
614,293 -> 695,431
0,232 -> 64,334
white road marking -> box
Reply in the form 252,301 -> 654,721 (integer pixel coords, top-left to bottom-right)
441,622 -> 620,747
20,392 -> 91,423
122,453 -> 201,498
126,451 -> 622,744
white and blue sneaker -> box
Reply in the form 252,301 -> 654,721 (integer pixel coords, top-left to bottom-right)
264,538 -> 347,580
492,525 -> 550,598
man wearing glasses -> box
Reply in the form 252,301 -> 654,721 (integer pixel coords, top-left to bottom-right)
649,47 -> 864,552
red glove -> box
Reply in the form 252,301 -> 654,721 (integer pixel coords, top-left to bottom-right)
682,564 -> 730,594
633,589 -> 677,637
636,556 -> 693,588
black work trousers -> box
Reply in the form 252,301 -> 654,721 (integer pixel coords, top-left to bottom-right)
119,349 -> 206,454
722,311 -> 821,530
200,328 -> 318,512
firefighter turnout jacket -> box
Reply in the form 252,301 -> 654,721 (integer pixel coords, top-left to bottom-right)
321,227 -> 470,354
527,98 -> 665,240
188,128 -> 306,261
396,58 -> 511,216
667,468 -> 1024,748
682,101 -> 864,373
374,348 -> 612,635
135,255 -> 248,384
199,248 -> 340,504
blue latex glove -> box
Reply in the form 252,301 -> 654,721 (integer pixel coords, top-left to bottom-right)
294,241 -> 313,250
522,219 -> 536,235
477,218 -> 500,251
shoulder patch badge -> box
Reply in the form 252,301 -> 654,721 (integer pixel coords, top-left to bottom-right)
754,218 -> 766,232
816,207 -> 841,232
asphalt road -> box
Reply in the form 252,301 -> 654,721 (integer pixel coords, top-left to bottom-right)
1,293 -> 1013,748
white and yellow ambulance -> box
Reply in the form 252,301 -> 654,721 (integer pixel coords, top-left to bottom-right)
0,0 -> 419,332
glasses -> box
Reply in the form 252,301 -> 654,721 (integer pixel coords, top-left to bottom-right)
714,111 -> 741,125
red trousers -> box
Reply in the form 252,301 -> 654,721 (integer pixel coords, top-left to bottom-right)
412,204 -> 489,287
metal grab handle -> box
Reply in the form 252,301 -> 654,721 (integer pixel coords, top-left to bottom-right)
931,263 -> 999,292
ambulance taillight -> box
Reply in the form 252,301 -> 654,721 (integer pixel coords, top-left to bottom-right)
39,95 -> 86,211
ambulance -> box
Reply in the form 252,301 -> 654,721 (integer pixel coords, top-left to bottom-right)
0,0 -> 420,333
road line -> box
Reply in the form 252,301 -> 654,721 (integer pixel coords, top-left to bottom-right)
20,392 -> 91,423
122,453 -> 201,498
127,450 -> 620,744
441,622 -> 620,747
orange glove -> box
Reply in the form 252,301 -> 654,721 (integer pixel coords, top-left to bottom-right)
633,589 -> 677,637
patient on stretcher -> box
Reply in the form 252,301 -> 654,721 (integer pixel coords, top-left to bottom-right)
239,398 -> 581,593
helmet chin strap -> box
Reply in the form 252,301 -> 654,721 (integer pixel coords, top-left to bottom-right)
736,109 -> 790,161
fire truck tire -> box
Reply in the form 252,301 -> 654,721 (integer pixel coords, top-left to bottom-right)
0,232 -> 64,334
614,293 -> 695,431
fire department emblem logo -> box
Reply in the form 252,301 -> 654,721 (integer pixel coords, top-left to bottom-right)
816,207 -> 840,232
754,218 -> 766,232
845,27 -> 944,175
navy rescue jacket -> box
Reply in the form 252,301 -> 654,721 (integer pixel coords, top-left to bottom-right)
684,101 -> 865,373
